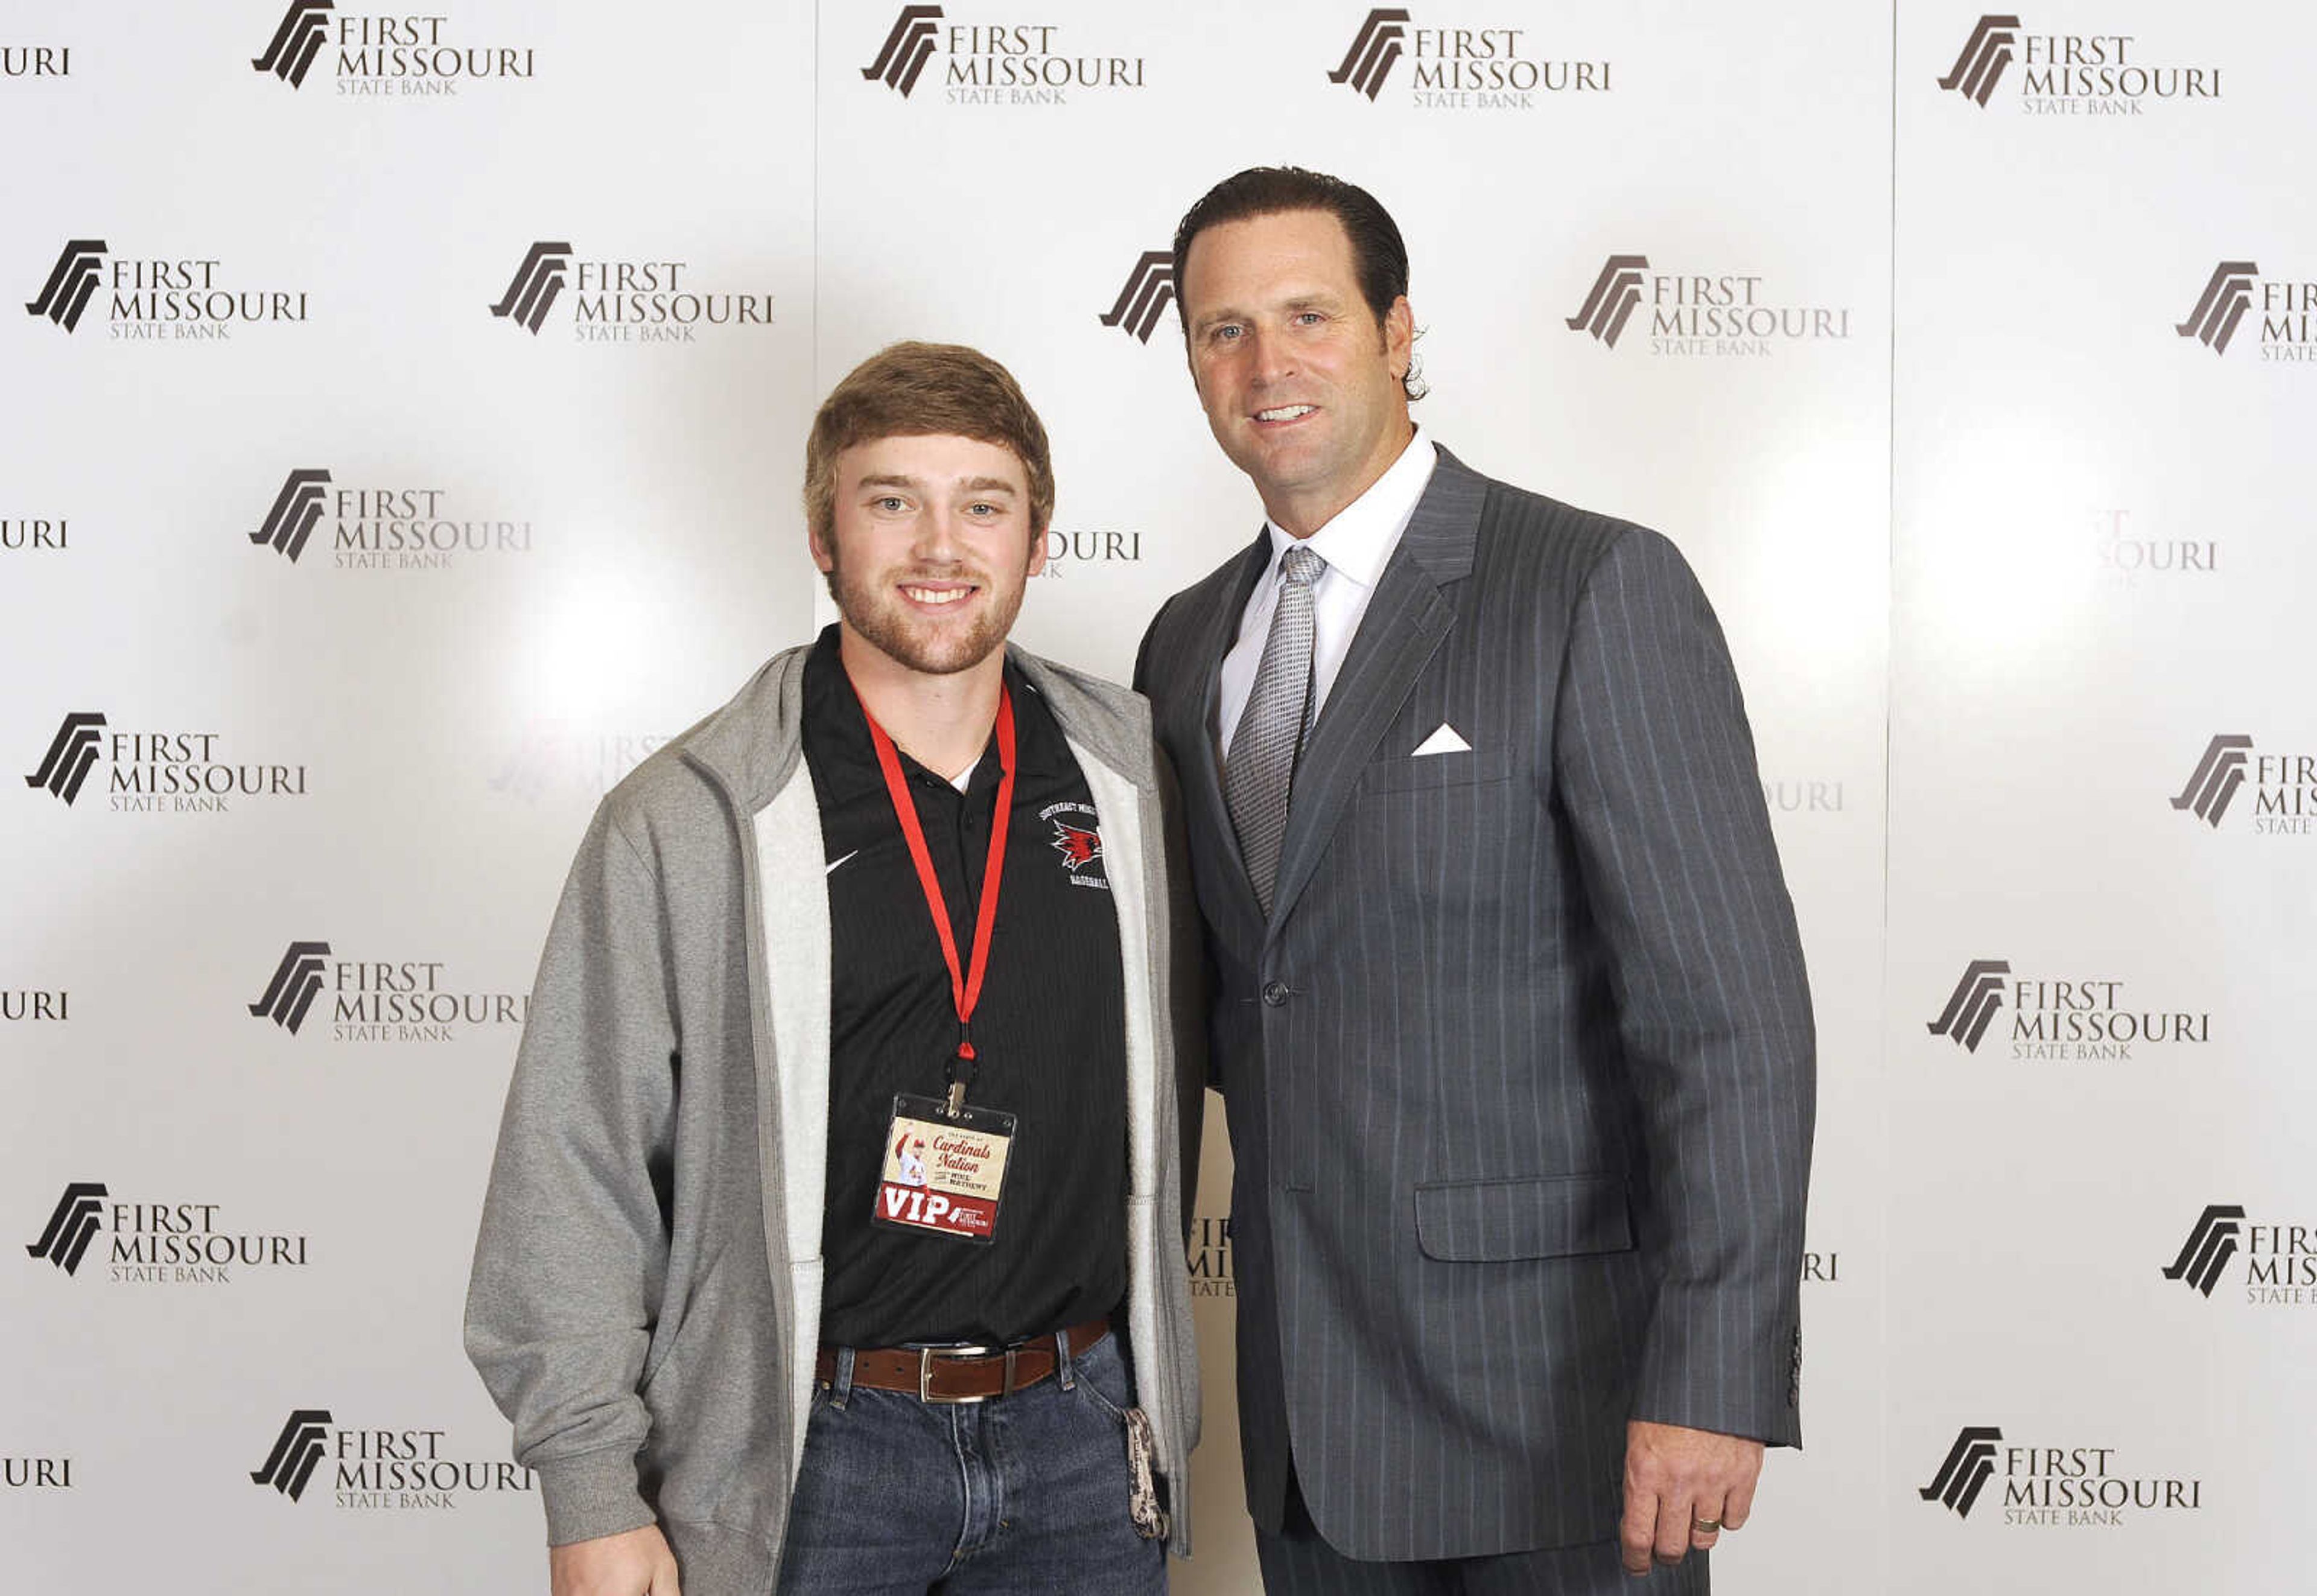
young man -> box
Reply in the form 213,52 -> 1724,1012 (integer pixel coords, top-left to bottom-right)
468,342 -> 1201,1596
1136,168 -> 1816,1593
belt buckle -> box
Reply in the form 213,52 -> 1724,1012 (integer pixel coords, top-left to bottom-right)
917,1343 -> 996,1405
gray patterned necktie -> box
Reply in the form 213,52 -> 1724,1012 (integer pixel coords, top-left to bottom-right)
1225,544 -> 1325,915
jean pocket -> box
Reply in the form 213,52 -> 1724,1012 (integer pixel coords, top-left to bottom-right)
1067,1332 -> 1135,1425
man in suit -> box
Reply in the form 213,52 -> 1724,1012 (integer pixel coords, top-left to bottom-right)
1134,167 -> 1815,1592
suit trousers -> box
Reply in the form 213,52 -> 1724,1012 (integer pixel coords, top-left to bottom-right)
1254,1470 -> 1708,1596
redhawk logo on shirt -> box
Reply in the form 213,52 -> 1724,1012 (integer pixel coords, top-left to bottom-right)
1040,801 -> 1109,889
1051,820 -> 1101,868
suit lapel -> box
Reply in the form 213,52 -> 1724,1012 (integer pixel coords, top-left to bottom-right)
1184,533 -> 1271,927
1266,448 -> 1487,935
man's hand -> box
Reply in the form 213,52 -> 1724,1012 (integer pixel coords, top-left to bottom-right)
550,1524 -> 680,1596
1619,1419 -> 1763,1575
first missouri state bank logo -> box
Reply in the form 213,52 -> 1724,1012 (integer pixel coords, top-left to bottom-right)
250,943 -> 332,1035
249,939 -> 528,1041
2171,734 -> 2315,836
2171,734 -> 2251,824
2176,264 -> 2255,355
25,240 -> 310,339
863,5 -> 942,94
253,2 -> 331,87
859,5 -> 1146,105
1098,251 -> 1174,343
24,1180 -> 311,1285
1926,959 -> 2008,1053
489,242 -> 772,342
1926,958 -> 2209,1060
2161,1204 -> 2243,1298
24,713 -> 106,805
25,1183 -> 106,1276
252,1411 -> 333,1501
1329,8 -> 1408,98
24,240 -> 103,331
1566,255 -> 1647,348
253,469 -> 331,561
1565,253 -> 1851,357
1934,14 -> 2220,113
252,1 -> 536,95
24,711 -> 308,813
1936,16 -> 2020,105
1918,1426 -> 2203,1527
2163,1204 -> 2317,1306
252,468 -> 534,569
252,1410 -> 532,1509
2176,263 -> 2317,363
491,242 -> 568,333
1327,7 -> 1609,108
1921,1426 -> 2003,1518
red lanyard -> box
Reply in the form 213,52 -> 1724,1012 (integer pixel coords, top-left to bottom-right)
854,680 -> 1017,1091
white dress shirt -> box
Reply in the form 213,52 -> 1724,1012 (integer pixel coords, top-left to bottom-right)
1215,432 -> 1440,762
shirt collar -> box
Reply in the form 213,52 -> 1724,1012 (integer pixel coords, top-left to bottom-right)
801,624 -> 1047,803
1262,430 -> 1439,590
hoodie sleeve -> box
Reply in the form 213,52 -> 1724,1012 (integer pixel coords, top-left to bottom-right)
463,802 -> 680,1544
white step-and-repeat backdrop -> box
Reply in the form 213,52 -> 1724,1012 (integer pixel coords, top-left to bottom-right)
5,4 -> 2308,1592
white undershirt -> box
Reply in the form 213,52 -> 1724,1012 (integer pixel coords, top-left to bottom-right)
1215,433 -> 1439,761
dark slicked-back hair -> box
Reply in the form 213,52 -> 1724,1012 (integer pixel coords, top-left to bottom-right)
1171,165 -> 1425,401
803,340 -> 1055,541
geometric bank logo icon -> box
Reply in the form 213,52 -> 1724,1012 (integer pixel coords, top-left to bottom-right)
2170,734 -> 2252,825
2160,1204 -> 2245,1298
250,1409 -> 335,1501
249,942 -> 333,1035
2176,264 -> 2258,357
1926,959 -> 2009,1053
1919,1425 -> 2003,1518
490,243 -> 571,335
1936,16 -> 2021,107
24,712 -> 107,805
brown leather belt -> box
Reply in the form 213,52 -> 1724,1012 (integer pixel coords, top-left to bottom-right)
815,1317 -> 1111,1405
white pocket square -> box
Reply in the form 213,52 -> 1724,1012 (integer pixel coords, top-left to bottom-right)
1411,723 -> 1471,757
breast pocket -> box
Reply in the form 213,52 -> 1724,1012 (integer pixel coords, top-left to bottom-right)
1354,748 -> 1512,796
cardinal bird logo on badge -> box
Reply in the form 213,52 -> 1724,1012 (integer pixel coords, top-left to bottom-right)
1049,819 -> 1103,871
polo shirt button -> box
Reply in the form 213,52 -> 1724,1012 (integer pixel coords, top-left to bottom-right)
1261,981 -> 1289,1007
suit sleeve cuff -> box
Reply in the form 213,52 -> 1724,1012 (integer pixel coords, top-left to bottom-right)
536,1448 -> 656,1547
1633,1313 -> 1805,1448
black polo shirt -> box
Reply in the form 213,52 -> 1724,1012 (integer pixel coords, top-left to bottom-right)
801,627 -> 1128,1347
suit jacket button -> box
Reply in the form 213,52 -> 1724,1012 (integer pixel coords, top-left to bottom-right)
1261,981 -> 1289,1007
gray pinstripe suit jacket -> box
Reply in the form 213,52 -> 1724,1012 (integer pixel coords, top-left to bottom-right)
1134,447 -> 1815,1562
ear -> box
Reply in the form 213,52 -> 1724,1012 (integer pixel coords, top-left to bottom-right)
808,521 -> 836,575
1384,294 -> 1415,378
1025,521 -> 1050,579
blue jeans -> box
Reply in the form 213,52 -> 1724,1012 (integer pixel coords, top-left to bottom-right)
775,1328 -> 1167,1595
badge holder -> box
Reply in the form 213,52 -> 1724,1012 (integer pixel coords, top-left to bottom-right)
873,1092 -> 1017,1246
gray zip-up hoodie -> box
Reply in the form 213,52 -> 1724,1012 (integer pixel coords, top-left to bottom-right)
465,643 -> 1203,1592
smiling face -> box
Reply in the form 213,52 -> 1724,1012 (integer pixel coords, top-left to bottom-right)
1179,208 -> 1416,537
810,432 -> 1047,678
